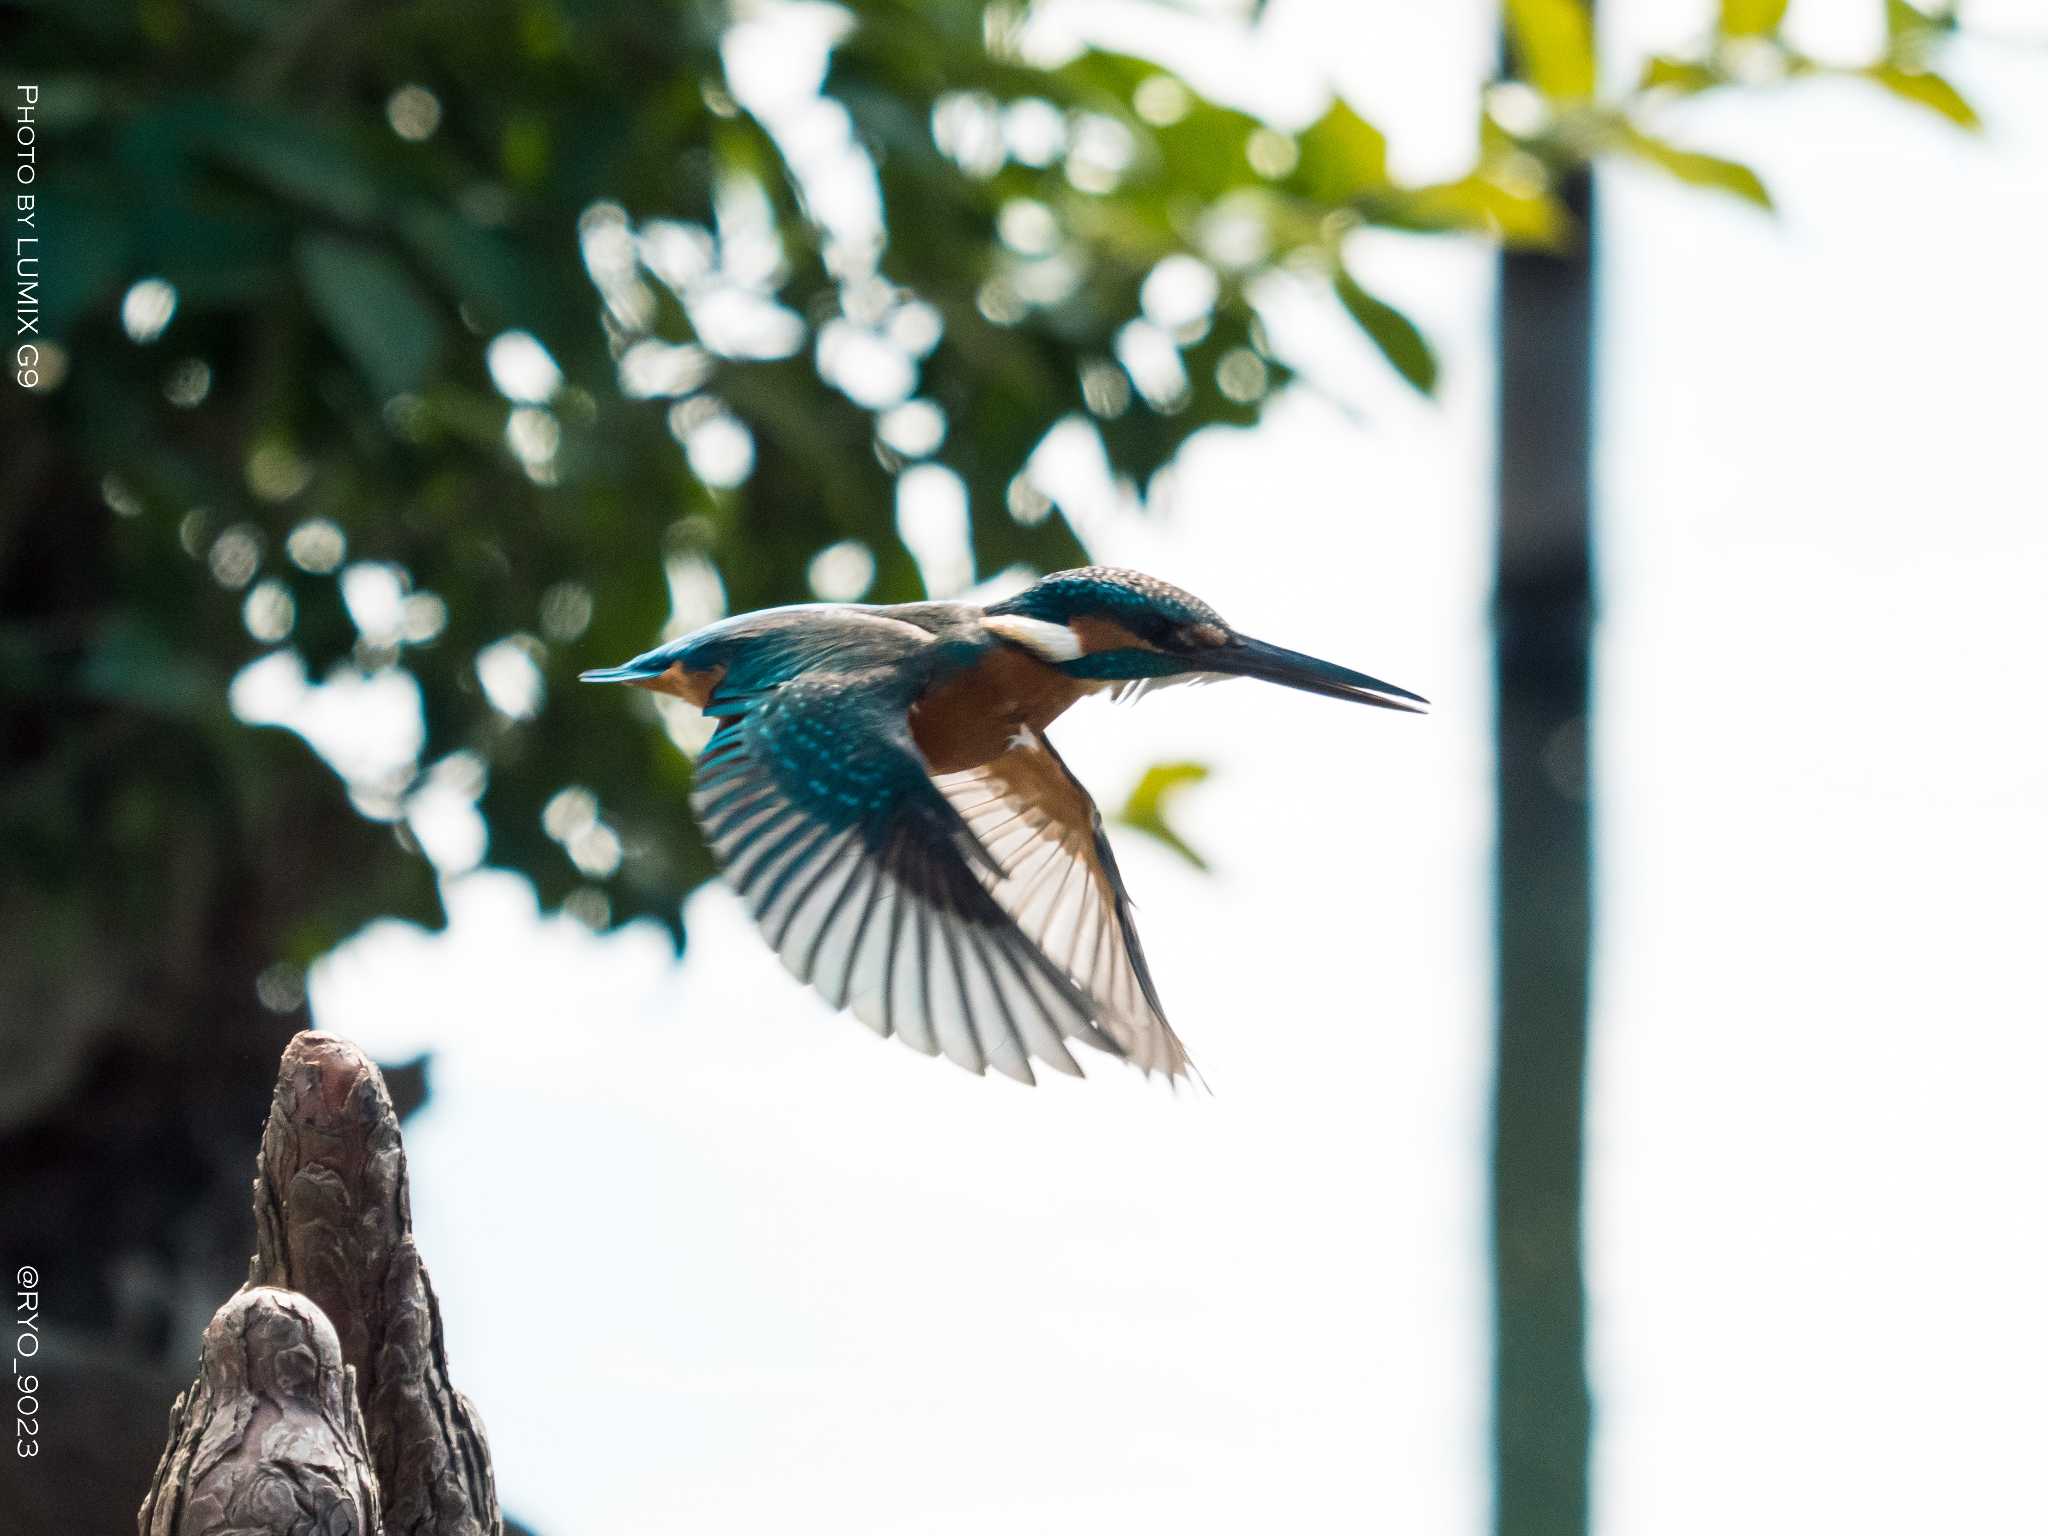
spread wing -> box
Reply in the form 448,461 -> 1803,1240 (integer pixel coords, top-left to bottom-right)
934,729 -> 1193,1081
691,671 -> 1129,1084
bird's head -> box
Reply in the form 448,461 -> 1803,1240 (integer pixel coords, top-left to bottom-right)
984,566 -> 1428,713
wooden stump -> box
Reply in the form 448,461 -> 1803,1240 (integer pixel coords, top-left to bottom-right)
140,1032 -> 501,1536
136,1287 -> 381,1536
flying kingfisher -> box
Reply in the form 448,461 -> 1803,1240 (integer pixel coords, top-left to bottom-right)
582,566 -> 1426,1086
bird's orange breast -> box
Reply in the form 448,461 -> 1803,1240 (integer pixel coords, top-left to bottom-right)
910,647 -> 1089,775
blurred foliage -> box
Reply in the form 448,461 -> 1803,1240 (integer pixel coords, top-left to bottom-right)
0,0 -> 1985,1084
0,17 -> 1998,1518
1115,760 -> 1212,872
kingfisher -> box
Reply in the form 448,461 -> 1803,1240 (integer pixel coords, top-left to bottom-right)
582,566 -> 1426,1086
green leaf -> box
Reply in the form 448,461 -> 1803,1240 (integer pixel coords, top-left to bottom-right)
1718,0 -> 1788,38
1054,50 -> 1271,199
1505,0 -> 1597,103
397,202 -> 532,336
296,233 -> 444,397
194,104 -> 381,225
1865,64 -> 1980,129
1383,172 -> 1571,250
1293,99 -> 1389,202
1335,273 -> 1439,395
1639,55 -> 1720,94
1116,761 -> 1213,872
1620,129 -> 1774,209
1884,0 -> 1942,39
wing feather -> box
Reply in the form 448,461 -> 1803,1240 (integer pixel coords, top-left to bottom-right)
688,657 -> 1185,1083
934,729 -> 1194,1081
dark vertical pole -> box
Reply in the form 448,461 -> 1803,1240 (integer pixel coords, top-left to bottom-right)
1491,155 -> 1596,1536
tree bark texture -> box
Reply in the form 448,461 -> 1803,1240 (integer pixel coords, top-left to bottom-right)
246,1032 -> 501,1536
136,1286 -> 382,1536
1492,164 -> 1597,1536
140,1031 -> 501,1536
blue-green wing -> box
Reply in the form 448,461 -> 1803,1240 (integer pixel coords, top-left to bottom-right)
691,672 -> 1123,1083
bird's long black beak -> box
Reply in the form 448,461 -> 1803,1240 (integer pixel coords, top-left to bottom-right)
579,658 -> 664,684
1209,635 -> 1430,714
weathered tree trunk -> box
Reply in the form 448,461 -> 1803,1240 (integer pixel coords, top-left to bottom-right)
141,1032 -> 501,1536
246,1032 -> 500,1536
136,1287 -> 382,1536
1492,156 -> 1598,1536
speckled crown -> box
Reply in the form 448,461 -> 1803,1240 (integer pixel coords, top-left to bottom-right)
989,566 -> 1228,633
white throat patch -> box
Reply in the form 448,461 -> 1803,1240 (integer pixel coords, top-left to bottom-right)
984,613 -> 1084,662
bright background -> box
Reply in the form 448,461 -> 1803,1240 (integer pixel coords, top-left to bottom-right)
308,3 -> 2048,1532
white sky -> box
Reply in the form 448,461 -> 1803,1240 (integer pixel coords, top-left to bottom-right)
313,4 -> 2048,1532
